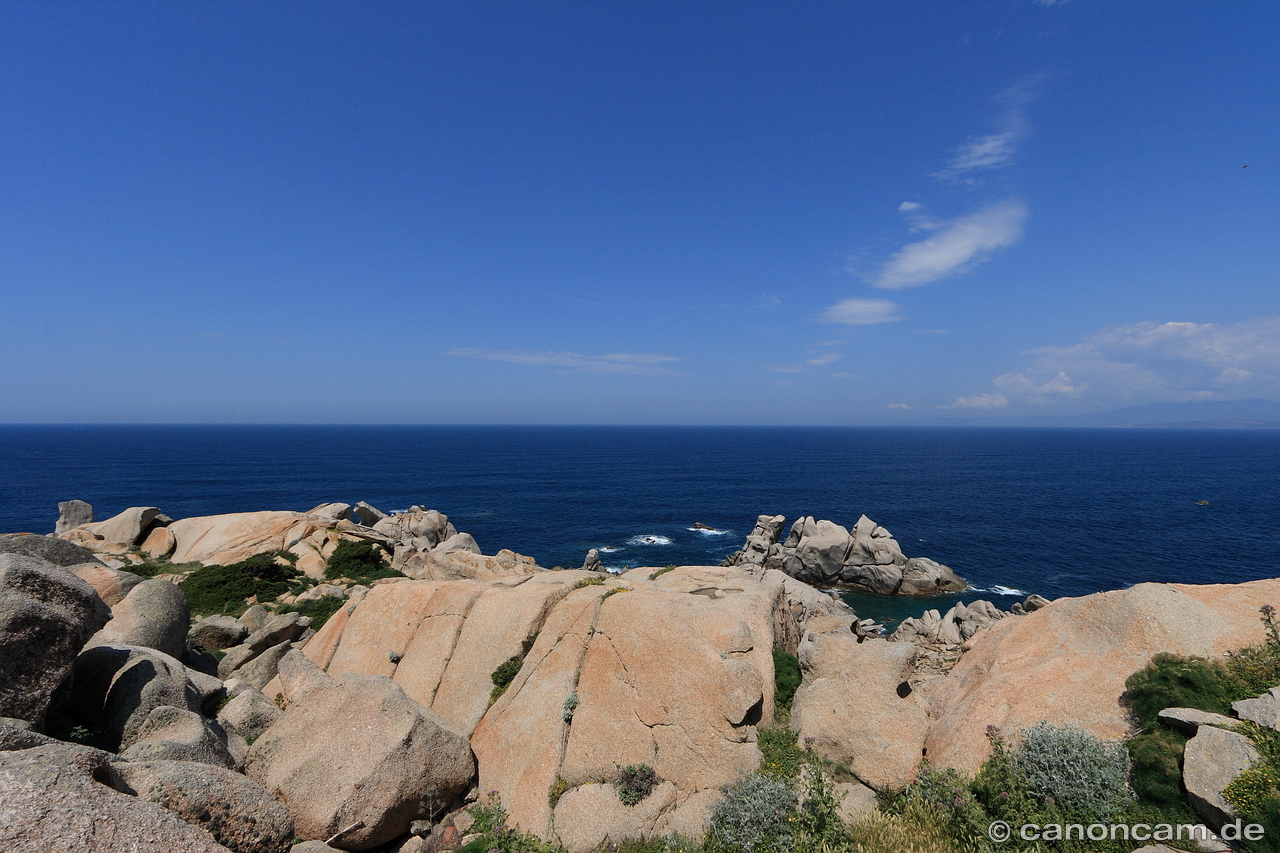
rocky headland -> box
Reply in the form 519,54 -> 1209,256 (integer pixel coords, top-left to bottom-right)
3,500 -> 1280,853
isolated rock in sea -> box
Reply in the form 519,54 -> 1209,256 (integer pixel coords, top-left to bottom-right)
1183,725 -> 1260,828
923,577 -> 1280,773
120,704 -> 238,769
56,498 -> 94,533
87,577 -> 192,659
245,669 -> 474,851
115,758 -> 295,853
723,512 -> 965,595
0,743 -> 233,853
581,548 -> 603,572
790,633 -> 926,792
68,644 -> 216,752
0,553 -> 112,725
0,532 -> 105,567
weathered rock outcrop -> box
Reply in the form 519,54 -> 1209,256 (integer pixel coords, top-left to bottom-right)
923,578 -> 1280,773
0,554 -> 112,725
87,577 -> 192,659
790,634 -> 927,792
121,705 -> 238,769
114,759 -> 295,853
56,499 -> 94,534
0,532 -> 104,567
299,565 -> 845,851
246,655 -> 474,851
1183,725 -> 1259,828
0,743 -> 234,852
61,506 -> 163,553
723,513 -> 965,595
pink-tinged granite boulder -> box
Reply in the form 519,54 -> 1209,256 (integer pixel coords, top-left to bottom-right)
87,577 -> 191,659
68,563 -> 145,606
62,506 -> 161,552
925,578 -> 1280,774
791,634 -> 926,792
167,512 -> 318,566
245,668 -> 474,851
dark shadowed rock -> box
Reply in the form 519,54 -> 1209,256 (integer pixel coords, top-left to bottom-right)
0,553 -> 112,725
115,759 -> 294,853
354,501 -> 389,527
0,719 -> 59,752
121,705 -> 237,769
56,499 -> 94,534
0,533 -> 105,567
246,670 -> 475,851
68,645 -> 212,751
87,578 -> 191,659
0,743 -> 232,852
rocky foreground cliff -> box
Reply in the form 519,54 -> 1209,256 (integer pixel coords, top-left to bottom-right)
3,502 -> 1280,853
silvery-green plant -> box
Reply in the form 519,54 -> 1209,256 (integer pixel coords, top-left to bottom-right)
707,773 -> 797,853
562,691 -> 579,723
1014,721 -> 1130,820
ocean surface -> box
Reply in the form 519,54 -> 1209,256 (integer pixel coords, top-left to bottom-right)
2,425 -> 1277,627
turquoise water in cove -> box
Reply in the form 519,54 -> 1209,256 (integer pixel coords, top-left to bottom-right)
2,425 -> 1277,627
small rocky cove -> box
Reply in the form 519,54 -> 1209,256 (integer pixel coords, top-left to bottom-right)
3,499 -> 1280,853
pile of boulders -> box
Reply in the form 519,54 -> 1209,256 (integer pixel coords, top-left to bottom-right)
723,513 -> 966,595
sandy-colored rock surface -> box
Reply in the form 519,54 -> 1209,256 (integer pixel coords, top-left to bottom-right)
924,578 -> 1280,773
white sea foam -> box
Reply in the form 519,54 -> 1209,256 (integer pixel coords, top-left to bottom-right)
976,585 -> 1026,597
688,527 -> 731,536
627,535 -> 673,546
598,546 -> 622,554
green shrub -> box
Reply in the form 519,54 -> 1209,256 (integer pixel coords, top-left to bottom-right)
771,649 -> 801,712
573,575 -> 606,589
649,566 -> 678,580
324,539 -> 401,583
706,773 -> 797,853
1126,727 -> 1187,806
1013,721 -> 1130,821
1124,652 -> 1233,727
902,762 -> 990,844
179,553 -> 298,617
489,655 -> 523,704
617,764 -> 659,806
465,796 -> 558,853
289,596 -> 345,630
562,692 -> 579,723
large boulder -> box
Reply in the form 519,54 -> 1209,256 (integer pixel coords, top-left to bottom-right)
353,502 -> 388,527
924,578 -> 1280,774
0,743 -> 233,852
784,519 -> 851,586
115,759 -> 294,853
69,563 -> 145,606
0,553 -> 112,725
0,532 -> 104,567
1233,686 -> 1280,729
67,645 -> 216,752
87,577 -> 191,659
245,666 -> 475,851
120,705 -> 238,769
62,506 -> 162,552
190,614 -> 251,651
56,499 -> 94,534
790,634 -> 927,792
217,688 -> 282,745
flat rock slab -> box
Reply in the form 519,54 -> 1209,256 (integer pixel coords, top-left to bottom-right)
1183,725 -> 1260,829
1158,707 -> 1239,737
1233,687 -> 1280,729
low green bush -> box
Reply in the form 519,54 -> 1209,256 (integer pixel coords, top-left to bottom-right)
1126,727 -> 1187,806
756,727 -> 804,781
1013,721 -> 1130,821
573,575 -> 605,589
1123,652 -> 1234,727
290,596 -> 345,630
489,655 -> 523,704
179,553 -> 298,617
323,539 -> 401,583
465,797 -> 558,853
771,649 -> 801,712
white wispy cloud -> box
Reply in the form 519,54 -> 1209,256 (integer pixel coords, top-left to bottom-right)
446,348 -> 680,375
807,352 -> 844,365
933,77 -> 1041,183
885,403 -> 913,410
874,199 -> 1027,289
985,316 -> 1280,406
940,393 -> 1009,410
819,298 -> 904,325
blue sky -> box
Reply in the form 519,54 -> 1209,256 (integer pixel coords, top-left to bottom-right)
1,1 -> 1277,424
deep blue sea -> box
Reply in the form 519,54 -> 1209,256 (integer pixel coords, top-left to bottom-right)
2,426 -> 1277,626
